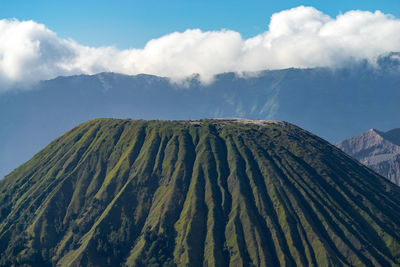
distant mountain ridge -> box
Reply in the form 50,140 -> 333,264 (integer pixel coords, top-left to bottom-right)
381,128 -> 400,146
1,53 -> 400,178
1,118 -> 399,266
337,127 -> 400,185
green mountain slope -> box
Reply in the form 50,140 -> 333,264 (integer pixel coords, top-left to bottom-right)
0,118 -> 399,266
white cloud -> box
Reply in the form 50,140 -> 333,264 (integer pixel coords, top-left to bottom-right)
0,6 -> 400,90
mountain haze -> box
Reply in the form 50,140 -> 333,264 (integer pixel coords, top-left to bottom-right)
1,55 -> 400,179
0,118 -> 399,266
337,127 -> 400,185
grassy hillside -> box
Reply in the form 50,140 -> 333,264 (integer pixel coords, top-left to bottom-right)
0,118 -> 399,266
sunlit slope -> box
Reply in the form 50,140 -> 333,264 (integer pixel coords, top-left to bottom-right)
0,118 -> 399,266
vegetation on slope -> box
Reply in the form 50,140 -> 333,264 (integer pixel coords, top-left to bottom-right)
0,118 -> 399,266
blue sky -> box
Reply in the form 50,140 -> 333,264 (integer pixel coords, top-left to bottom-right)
1,0 -> 399,49
0,1 -> 399,88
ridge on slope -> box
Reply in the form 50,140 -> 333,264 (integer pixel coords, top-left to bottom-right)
0,118 -> 399,267
337,128 -> 400,185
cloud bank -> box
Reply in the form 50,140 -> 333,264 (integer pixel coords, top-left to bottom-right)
1,6 -> 400,90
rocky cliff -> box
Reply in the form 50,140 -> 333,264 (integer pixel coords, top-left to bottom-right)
337,128 -> 400,185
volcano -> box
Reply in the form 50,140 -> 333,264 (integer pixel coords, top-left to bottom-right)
0,118 -> 399,266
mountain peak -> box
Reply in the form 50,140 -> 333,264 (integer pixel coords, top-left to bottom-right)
336,128 -> 386,155
1,119 -> 399,266
337,127 -> 400,185
181,117 -> 285,126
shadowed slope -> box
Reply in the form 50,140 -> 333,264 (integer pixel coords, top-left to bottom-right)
0,118 -> 399,266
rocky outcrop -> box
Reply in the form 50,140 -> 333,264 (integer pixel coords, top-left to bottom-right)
337,128 -> 400,185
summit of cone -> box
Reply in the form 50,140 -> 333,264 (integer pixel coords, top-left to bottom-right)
2,63 -> 400,179
1,118 -> 400,266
